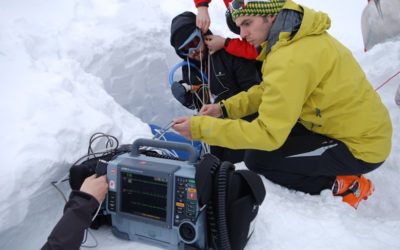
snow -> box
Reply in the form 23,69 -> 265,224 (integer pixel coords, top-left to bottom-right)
362,0 -> 400,51
0,0 -> 399,249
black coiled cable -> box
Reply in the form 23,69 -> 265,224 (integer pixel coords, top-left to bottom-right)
216,162 -> 234,250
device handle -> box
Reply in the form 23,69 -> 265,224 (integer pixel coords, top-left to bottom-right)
131,138 -> 198,163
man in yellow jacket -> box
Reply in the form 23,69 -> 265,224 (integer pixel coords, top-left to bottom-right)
173,0 -> 392,209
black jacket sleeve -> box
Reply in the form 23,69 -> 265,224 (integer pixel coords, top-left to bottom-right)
171,80 -> 197,110
41,191 -> 99,250
178,65 -> 207,110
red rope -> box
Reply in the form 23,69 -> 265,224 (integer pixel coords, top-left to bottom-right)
375,69 -> 400,91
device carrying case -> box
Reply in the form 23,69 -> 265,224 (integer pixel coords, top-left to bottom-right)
196,154 -> 266,250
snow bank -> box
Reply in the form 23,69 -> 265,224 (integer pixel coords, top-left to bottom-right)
0,0 -> 157,239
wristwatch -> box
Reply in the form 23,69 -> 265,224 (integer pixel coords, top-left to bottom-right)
219,102 -> 228,118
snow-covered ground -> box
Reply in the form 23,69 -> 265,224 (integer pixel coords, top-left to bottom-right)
0,0 -> 399,249
362,0 -> 400,51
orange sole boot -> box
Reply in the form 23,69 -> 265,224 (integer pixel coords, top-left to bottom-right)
332,175 -> 374,209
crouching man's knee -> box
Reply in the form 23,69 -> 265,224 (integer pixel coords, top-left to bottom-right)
244,150 -> 261,172
244,149 -> 280,173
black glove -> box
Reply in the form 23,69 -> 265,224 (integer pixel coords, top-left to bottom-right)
171,81 -> 196,109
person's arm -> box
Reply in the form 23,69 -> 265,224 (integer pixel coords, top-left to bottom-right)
194,0 -> 211,8
171,80 -> 198,110
41,191 -> 99,250
194,0 -> 212,33
205,35 -> 259,60
190,46 -> 318,151
204,35 -> 226,54
171,66 -> 206,110
225,38 -> 259,60
41,175 -> 108,250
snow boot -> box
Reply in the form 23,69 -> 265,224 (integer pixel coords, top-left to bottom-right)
332,175 -> 374,209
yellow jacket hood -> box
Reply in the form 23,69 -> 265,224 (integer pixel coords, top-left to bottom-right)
291,2 -> 331,41
260,0 -> 332,57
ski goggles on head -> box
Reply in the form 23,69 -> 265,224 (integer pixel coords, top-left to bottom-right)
178,28 -> 203,56
229,0 -> 245,13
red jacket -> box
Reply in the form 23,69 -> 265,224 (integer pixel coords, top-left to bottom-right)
194,0 -> 230,8
194,0 -> 258,60
225,38 -> 258,60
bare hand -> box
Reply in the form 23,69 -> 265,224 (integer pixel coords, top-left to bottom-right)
197,6 -> 210,34
172,116 -> 192,140
80,175 -> 108,204
199,104 -> 222,117
205,35 -> 226,54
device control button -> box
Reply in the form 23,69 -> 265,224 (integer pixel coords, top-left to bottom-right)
109,180 -> 115,189
179,222 -> 196,243
176,202 -> 185,208
188,192 -> 196,200
108,203 -> 115,211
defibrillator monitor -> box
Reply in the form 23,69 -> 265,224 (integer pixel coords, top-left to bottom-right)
106,139 -> 205,250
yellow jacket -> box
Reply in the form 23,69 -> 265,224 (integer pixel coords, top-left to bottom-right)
191,0 -> 392,163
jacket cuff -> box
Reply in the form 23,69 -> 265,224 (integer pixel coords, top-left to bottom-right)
70,190 -> 97,202
224,38 -> 231,48
197,2 -> 209,7
191,116 -> 202,140
195,0 -> 210,8
69,190 -> 100,212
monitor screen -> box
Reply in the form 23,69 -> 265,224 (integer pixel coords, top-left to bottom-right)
120,171 -> 168,222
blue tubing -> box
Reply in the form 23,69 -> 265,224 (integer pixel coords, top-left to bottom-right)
169,61 -> 208,87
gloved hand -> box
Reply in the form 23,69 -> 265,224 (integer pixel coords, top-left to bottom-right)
171,81 -> 196,109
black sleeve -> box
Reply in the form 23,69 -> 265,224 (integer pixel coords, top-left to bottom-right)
41,191 -> 99,250
171,81 -> 196,110
232,58 -> 262,92
180,65 -> 207,110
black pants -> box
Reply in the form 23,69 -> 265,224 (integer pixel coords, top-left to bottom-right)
211,145 -> 245,164
244,123 -> 382,194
